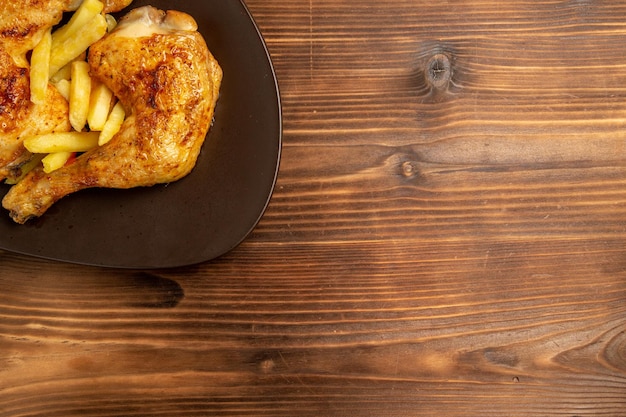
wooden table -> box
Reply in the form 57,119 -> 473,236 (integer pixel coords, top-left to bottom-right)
2,0 -> 626,415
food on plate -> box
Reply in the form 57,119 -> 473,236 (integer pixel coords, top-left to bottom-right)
29,28 -> 53,105
2,5 -> 223,224
0,0 -> 132,183
88,80 -> 115,131
48,0 -> 109,78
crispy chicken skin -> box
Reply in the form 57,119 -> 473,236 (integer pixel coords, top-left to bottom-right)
0,0 -> 134,181
2,6 -> 223,224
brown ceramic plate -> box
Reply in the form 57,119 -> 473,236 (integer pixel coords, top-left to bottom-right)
0,0 -> 281,268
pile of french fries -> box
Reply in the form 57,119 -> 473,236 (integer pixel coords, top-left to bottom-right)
15,0 -> 126,181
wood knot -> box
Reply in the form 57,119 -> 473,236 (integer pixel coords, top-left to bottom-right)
425,53 -> 452,89
401,161 -> 418,178
260,358 -> 275,373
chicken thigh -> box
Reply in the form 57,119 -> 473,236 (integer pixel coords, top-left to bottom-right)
2,5 -> 223,224
0,0 -> 134,181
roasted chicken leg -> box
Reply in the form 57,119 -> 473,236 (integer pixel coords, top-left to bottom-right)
2,6 -> 222,224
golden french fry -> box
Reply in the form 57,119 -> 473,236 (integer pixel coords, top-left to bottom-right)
51,0 -> 104,50
49,52 -> 86,83
98,102 -> 125,145
87,80 -> 114,131
42,152 -> 73,173
49,13 -> 107,78
69,60 -> 91,131
53,79 -> 70,101
49,62 -> 72,83
24,132 -> 99,154
30,28 -> 52,104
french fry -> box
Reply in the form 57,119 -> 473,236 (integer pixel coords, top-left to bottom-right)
69,61 -> 91,131
49,62 -> 72,83
53,79 -> 70,101
24,132 -> 99,154
49,13 -> 107,78
51,0 -> 104,50
87,80 -> 114,131
30,28 -> 52,104
98,101 -> 125,145
42,152 -> 73,173
49,52 -> 86,83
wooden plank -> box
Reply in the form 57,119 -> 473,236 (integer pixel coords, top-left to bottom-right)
1,0 -> 625,415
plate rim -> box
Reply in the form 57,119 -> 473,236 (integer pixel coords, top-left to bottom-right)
209,0 -> 283,266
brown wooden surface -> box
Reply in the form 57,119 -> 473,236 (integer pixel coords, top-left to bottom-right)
2,0 -> 626,415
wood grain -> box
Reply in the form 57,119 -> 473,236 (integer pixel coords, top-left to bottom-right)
2,0 -> 626,415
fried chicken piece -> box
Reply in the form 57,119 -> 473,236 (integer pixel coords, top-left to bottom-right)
1,1 -> 65,65
0,0 -> 134,181
2,6 -> 223,224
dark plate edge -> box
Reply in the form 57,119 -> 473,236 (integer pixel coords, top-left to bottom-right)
187,0 -> 283,269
